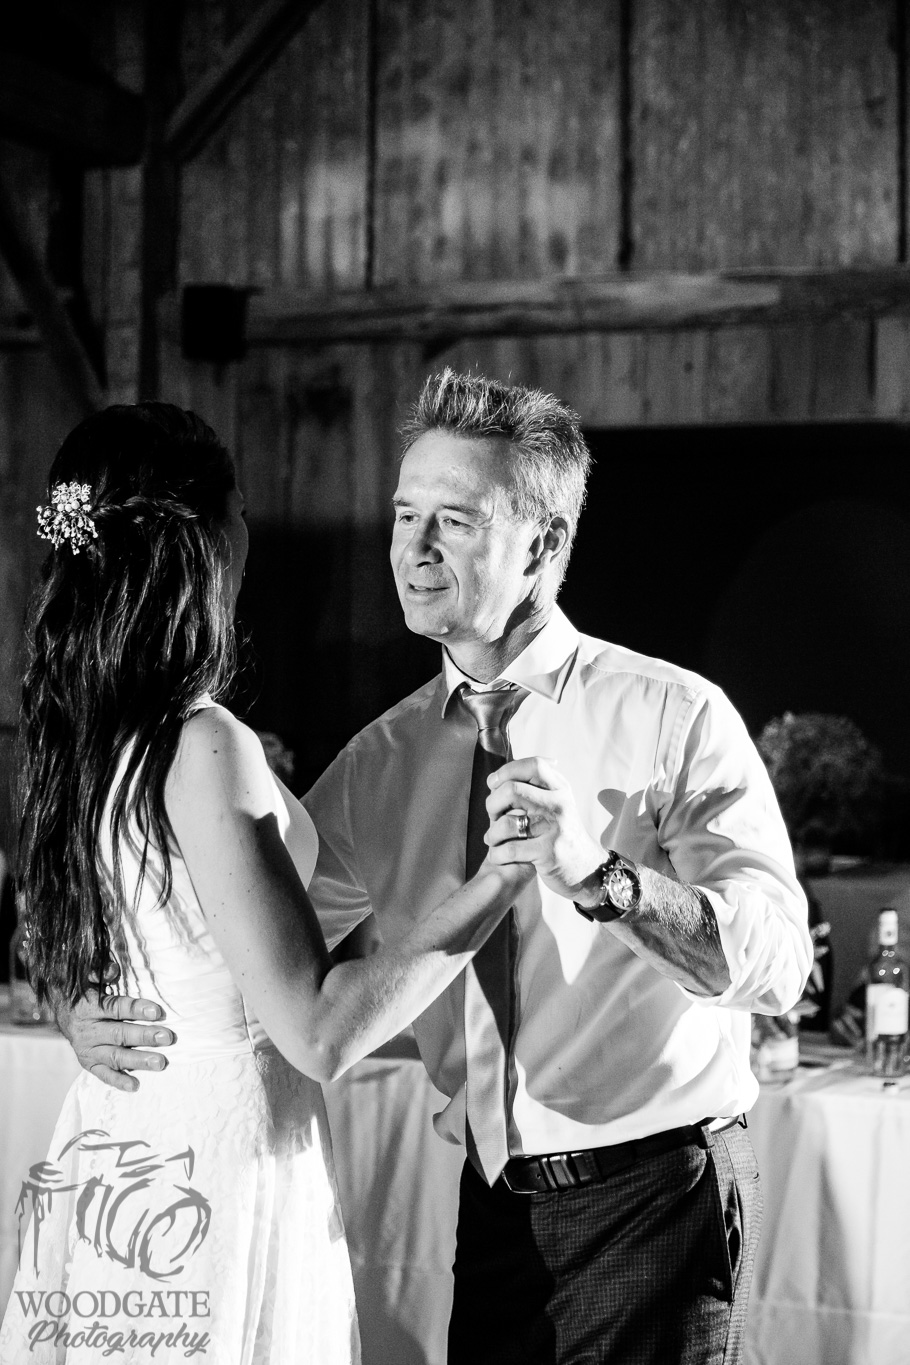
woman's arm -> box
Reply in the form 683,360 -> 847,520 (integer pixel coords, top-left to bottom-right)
166,706 -> 528,1083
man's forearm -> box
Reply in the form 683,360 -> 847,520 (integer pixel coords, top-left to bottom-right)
596,864 -> 731,997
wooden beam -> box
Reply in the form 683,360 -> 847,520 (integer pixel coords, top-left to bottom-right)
165,0 -> 328,161
161,269 -> 910,347
0,51 -> 144,166
139,1 -> 183,400
0,318 -> 41,348
0,173 -> 105,416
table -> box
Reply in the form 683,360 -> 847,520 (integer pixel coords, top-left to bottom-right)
322,1043 -> 463,1365
3,1008 -> 909,1365
746,1049 -> 910,1365
0,1001 -> 80,1314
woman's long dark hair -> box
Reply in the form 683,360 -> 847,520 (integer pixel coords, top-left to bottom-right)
18,403 -> 239,1005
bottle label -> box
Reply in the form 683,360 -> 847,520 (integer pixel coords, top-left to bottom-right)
867,984 -> 909,1036
878,913 -> 898,947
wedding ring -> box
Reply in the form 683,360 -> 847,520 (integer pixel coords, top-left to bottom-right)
514,810 -> 530,840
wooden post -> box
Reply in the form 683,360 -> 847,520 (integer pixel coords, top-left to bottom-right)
138,0 -> 183,400
0,171 -> 104,416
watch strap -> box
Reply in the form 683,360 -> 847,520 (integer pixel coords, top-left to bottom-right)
574,851 -> 642,922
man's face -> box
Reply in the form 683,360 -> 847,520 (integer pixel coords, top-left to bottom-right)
390,430 -> 542,650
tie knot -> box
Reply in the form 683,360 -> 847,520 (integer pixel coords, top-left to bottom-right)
459,685 -> 526,748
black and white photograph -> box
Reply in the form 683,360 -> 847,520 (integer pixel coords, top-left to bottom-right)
1,3 -> 909,1363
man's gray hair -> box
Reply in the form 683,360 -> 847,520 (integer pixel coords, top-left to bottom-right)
401,369 -> 591,583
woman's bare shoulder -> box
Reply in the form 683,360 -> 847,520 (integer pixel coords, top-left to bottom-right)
168,705 -> 272,812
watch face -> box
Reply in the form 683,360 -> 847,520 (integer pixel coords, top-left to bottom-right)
607,866 -> 639,911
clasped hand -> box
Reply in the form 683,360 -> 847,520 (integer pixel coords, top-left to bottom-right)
485,756 -> 604,901
58,764 -> 588,1090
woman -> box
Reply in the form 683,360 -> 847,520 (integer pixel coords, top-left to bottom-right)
0,403 -> 528,1363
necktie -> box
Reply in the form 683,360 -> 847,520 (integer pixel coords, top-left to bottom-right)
459,684 -> 528,1184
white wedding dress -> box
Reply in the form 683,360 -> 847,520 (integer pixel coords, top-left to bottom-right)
0,705 -> 360,1364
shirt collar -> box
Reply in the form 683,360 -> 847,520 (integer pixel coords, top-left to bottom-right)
440,606 -> 580,715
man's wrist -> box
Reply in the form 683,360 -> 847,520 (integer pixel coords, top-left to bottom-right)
572,862 -> 610,911
574,852 -> 643,922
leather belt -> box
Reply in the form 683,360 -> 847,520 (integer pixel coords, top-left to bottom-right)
499,1116 -> 746,1194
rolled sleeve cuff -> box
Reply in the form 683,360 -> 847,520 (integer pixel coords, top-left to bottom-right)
680,872 -> 813,1014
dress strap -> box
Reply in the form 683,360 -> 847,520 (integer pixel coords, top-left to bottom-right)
186,692 -> 217,717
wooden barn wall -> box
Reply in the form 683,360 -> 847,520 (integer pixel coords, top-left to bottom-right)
630,0 -> 899,269
3,0 -> 910,810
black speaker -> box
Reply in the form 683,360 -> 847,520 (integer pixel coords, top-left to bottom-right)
180,285 -> 249,364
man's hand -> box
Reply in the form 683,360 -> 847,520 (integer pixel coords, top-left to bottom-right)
55,980 -> 175,1093
484,757 -> 603,901
485,756 -> 731,996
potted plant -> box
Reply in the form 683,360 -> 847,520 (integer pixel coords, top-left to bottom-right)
756,712 -> 884,869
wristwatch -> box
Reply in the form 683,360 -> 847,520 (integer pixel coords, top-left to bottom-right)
574,851 -> 642,922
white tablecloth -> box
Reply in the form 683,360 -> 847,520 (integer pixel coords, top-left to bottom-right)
3,1014 -> 909,1365
746,1057 -> 910,1365
0,1011 -> 80,1316
323,1049 -> 462,1365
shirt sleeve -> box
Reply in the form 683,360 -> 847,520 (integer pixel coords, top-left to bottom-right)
301,747 -> 374,951
656,685 -> 813,1014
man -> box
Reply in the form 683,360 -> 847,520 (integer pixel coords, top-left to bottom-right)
64,370 -> 811,1364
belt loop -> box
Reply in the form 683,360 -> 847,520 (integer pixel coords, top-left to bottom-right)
696,1122 -> 713,1150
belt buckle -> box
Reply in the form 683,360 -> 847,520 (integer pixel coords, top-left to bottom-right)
568,1149 -> 599,1185
501,1162 -> 545,1195
546,1154 -> 577,1189
545,1151 -> 599,1190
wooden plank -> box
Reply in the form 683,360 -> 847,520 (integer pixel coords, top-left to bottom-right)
704,328 -> 772,423
631,0 -> 898,269
246,51 -> 280,287
809,320 -> 875,419
0,350 -> 85,729
166,0 -> 330,161
105,166 -> 143,403
640,331 -> 708,425
0,170 -> 104,415
178,1 -> 369,291
159,267 -> 910,347
373,0 -> 622,285
138,0 -> 183,400
599,334 -> 647,426
0,141 -> 49,320
873,316 -> 910,417
85,1 -> 145,405
82,168 -> 111,341
180,141 -> 230,283
0,319 -> 40,346
767,326 -> 817,421
0,50 -> 144,166
0,353 -> 25,730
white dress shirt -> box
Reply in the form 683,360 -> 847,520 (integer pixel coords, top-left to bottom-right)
304,607 -> 811,1156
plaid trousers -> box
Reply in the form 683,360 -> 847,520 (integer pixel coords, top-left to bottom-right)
447,1122 -> 762,1365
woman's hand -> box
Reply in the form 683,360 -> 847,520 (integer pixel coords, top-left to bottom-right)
483,757 -> 604,901
477,845 -> 536,894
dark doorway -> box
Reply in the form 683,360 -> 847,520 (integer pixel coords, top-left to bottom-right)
562,424 -> 910,780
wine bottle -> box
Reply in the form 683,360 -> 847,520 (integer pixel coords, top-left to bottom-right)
865,909 -> 910,1080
